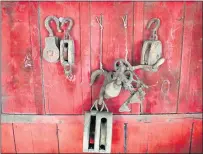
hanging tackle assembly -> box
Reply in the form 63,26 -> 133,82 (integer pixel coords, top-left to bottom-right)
42,15 -> 165,154
43,15 -> 75,81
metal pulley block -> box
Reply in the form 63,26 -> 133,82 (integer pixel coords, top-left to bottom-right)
140,18 -> 165,72
83,102 -> 112,153
43,16 -> 62,63
60,17 -> 75,79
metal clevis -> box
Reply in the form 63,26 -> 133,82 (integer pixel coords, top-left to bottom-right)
43,15 -> 75,80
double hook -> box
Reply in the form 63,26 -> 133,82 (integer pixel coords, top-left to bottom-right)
147,18 -> 160,40
44,16 -> 74,37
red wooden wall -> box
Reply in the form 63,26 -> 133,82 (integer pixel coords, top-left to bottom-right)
1,1 -> 202,153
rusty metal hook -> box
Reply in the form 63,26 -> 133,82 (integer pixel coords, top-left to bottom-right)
44,16 -> 62,37
147,18 -> 160,40
61,17 -> 74,39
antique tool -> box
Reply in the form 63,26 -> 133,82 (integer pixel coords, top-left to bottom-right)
90,58 -> 148,113
90,15 -> 149,113
60,17 -> 75,80
83,96 -> 112,153
43,16 -> 61,63
83,15 -> 112,153
140,18 -> 165,72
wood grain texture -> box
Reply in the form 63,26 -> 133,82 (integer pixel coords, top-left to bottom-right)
127,120 -> 148,153
80,2 -> 91,113
1,2 -> 43,114
13,123 -> 34,153
1,115 -> 202,153
90,2 -> 134,114
111,116 -> 125,153
57,116 -> 83,153
132,2 -> 144,114
13,123 -> 59,153
178,2 -> 202,113
191,119 -> 203,153
39,2 -> 83,114
147,119 -> 192,153
140,2 -> 185,113
1,124 -> 16,153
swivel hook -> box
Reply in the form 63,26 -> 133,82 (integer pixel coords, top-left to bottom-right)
147,18 -> 160,40
44,16 -> 61,37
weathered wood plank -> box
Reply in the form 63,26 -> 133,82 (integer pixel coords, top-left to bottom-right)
1,114 -> 202,153
80,2 -> 92,113
29,2 -> 44,114
111,116 -> 124,153
132,2 -> 144,114
39,2 -> 82,114
1,124 -> 16,153
147,119 -> 192,153
13,123 -> 34,153
90,2 -> 134,114
140,2 -> 184,113
191,119 -> 203,153
13,123 -> 59,153
57,116 -> 83,153
1,2 -> 43,114
1,113 -> 202,123
127,122 -> 148,153
178,2 -> 202,113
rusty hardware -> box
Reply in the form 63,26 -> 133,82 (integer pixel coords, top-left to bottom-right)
83,110 -> 113,153
83,15 -> 113,153
43,16 -> 62,63
138,18 -> 165,72
90,59 -> 148,113
42,16 -> 75,80
83,90 -> 112,153
59,17 -> 75,80
89,15 -> 149,113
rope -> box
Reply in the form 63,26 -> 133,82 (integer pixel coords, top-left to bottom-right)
122,15 -> 128,61
96,15 -> 104,70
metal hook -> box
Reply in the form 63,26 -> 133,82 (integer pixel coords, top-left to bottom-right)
44,16 -> 62,37
147,18 -> 160,32
147,18 -> 160,40
122,14 -> 128,28
61,17 -> 74,39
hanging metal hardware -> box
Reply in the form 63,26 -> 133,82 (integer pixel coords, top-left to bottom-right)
138,18 -> 165,72
43,16 -> 61,63
83,76 -> 113,153
42,15 -> 75,80
90,58 -> 148,113
60,17 -> 75,80
89,15 -> 149,114
83,15 -> 113,153
83,109 -> 113,153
